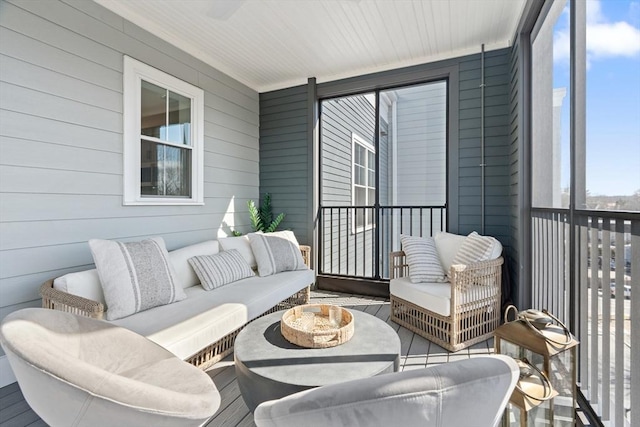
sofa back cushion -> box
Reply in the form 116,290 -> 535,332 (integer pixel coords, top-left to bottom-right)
218,236 -> 256,269
53,269 -> 105,305
169,240 -> 219,289
53,239 -> 219,309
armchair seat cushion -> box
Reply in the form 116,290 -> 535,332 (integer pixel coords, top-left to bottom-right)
390,277 -> 452,316
390,276 -> 498,317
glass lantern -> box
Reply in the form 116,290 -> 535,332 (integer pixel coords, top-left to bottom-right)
495,315 -> 578,426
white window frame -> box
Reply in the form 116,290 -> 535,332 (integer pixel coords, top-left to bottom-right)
351,133 -> 376,233
123,56 -> 204,205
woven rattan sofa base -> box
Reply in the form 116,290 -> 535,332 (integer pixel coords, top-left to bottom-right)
41,280 -> 310,370
389,251 -> 503,352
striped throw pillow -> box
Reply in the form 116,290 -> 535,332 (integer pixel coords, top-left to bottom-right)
188,249 -> 255,291
89,237 -> 186,321
400,235 -> 447,284
451,232 -> 496,266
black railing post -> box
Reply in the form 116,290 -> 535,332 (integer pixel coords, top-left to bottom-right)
374,203 -> 380,279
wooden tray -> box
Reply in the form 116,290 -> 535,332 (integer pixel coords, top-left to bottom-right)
281,304 -> 354,348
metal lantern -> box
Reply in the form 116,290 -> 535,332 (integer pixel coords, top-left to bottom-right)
495,309 -> 579,427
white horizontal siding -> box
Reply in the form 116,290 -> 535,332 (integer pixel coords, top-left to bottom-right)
0,0 -> 260,347
396,82 -> 447,207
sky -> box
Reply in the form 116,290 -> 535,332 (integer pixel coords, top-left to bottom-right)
553,0 -> 640,196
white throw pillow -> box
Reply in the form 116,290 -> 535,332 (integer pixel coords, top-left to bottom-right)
89,237 -> 186,320
248,231 -> 307,277
451,231 -> 497,266
188,249 -> 255,290
218,235 -> 256,269
400,235 -> 448,283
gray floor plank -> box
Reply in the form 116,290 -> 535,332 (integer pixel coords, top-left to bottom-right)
0,391 -> 23,413
0,384 -> 19,400
0,401 -> 32,424
207,394 -> 251,427
0,408 -> 39,427
236,413 -> 257,427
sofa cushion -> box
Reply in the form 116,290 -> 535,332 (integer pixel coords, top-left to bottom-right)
53,269 -> 105,305
433,232 -> 468,272
89,237 -> 186,321
400,235 -> 447,283
188,250 -> 255,290
111,269 -> 315,360
168,240 -> 219,289
248,231 -> 307,277
218,236 -> 256,269
53,240 -> 218,306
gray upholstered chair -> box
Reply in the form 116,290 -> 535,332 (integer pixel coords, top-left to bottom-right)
254,355 -> 518,427
0,308 -> 220,427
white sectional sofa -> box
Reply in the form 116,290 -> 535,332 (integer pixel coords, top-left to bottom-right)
40,238 -> 314,370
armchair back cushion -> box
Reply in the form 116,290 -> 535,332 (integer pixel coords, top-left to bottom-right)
254,355 -> 518,427
0,308 -> 220,427
434,231 -> 502,271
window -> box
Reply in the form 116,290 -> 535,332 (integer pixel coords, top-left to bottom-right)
352,133 -> 375,232
123,56 -> 204,205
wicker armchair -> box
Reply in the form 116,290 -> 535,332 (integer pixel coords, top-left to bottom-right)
389,250 -> 503,352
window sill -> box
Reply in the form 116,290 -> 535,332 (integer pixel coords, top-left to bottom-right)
123,199 -> 205,206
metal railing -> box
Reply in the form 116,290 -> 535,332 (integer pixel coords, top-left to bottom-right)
532,208 -> 639,426
318,205 -> 446,279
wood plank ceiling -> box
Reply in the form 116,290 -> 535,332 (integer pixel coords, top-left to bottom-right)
93,0 -> 527,92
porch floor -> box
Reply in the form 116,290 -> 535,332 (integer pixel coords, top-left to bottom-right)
0,290 -> 494,427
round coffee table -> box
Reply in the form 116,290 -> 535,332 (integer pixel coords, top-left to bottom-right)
234,308 -> 400,412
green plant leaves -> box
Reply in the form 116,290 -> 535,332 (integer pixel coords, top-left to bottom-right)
248,193 -> 285,233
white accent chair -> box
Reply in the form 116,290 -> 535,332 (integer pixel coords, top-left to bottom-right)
0,308 -> 220,427
253,355 -> 519,427
390,231 -> 504,351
